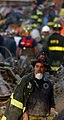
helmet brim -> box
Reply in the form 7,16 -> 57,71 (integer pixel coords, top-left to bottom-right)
31,58 -> 49,67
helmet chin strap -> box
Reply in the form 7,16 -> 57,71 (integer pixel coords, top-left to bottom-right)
35,73 -> 43,80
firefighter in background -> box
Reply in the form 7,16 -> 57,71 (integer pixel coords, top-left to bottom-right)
30,0 -> 38,29
30,1 -> 43,30
60,2 -> 64,18
53,17 -> 64,36
30,28 -> 43,52
41,25 -> 51,54
16,25 -> 38,60
47,22 -> 64,69
48,2 -> 56,28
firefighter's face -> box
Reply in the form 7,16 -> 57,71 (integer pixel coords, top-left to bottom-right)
43,31 -> 49,36
34,62 -> 46,74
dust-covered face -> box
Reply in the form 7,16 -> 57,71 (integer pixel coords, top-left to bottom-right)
34,62 -> 46,80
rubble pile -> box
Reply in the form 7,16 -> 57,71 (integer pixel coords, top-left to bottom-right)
0,59 -> 64,119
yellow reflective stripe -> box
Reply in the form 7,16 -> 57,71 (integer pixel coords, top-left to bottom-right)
10,93 -> 26,112
11,98 -> 23,109
10,93 -> 14,99
60,9 -> 64,16
48,46 -> 64,51
48,22 -> 54,26
10,93 -> 23,109
23,107 -> 26,113
53,17 -> 59,22
51,66 -> 60,71
32,24 -> 38,27
37,11 -> 42,15
37,18 -> 42,22
1,115 -> 6,120
31,15 -> 38,19
3,66 -> 9,68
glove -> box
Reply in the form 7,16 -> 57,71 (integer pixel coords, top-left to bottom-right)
50,108 -> 58,116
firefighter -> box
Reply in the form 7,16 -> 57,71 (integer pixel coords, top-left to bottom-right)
48,2 -> 56,28
16,25 -> 38,60
41,25 -> 51,45
1,51 -> 58,120
47,22 -> 64,69
30,28 -> 43,52
41,25 -> 51,56
30,1 -> 43,30
60,2 -> 64,17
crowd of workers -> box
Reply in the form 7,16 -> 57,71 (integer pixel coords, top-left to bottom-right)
0,0 -> 64,69
0,0 -> 64,119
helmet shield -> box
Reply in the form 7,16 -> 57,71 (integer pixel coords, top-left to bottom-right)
31,52 -> 50,67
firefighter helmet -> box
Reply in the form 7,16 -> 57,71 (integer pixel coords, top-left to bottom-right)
53,22 -> 62,31
21,23 -> 32,36
31,51 -> 50,67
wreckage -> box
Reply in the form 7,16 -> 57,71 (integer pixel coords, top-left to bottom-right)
0,46 -> 32,119
47,64 -> 64,120
0,47 -> 64,119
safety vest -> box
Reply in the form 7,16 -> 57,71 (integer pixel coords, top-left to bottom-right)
21,37 -> 35,59
60,8 -> 64,17
21,37 -> 33,47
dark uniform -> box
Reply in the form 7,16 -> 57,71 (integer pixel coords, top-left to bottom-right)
48,33 -> 64,66
47,23 -> 64,67
1,71 -> 55,120
30,2 -> 43,30
3,36 -> 16,58
1,52 -> 56,120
